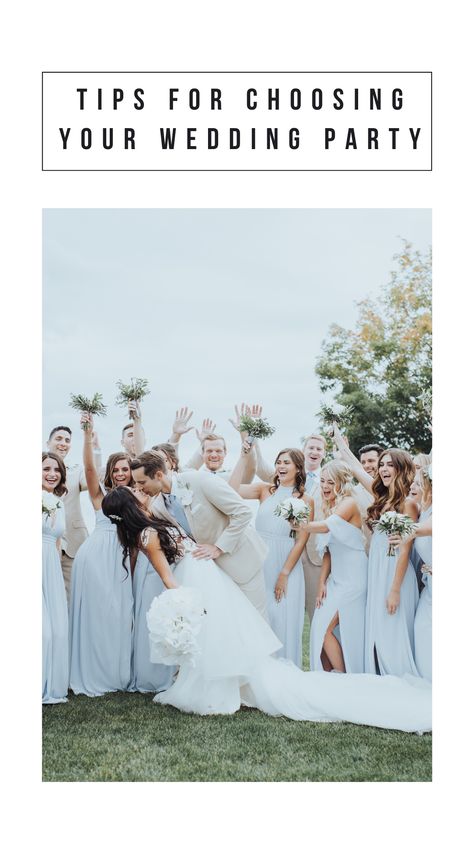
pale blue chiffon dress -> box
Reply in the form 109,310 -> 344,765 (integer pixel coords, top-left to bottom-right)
69,508 -> 134,696
43,507 -> 69,703
310,514 -> 368,672
130,535 -> 175,693
414,507 -> 432,681
365,528 -> 419,676
255,486 -> 304,666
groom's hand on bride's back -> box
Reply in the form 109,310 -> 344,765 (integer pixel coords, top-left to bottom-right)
192,543 -> 223,560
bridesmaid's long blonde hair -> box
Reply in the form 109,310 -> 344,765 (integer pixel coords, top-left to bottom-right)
321,460 -> 354,517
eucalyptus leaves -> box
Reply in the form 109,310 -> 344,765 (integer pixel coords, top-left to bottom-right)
69,393 -> 107,430
239,415 -> 275,445
316,402 -> 354,430
116,378 -> 150,417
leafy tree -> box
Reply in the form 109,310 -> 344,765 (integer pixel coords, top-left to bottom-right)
315,241 -> 432,454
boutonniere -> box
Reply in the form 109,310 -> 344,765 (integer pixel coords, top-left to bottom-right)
176,478 -> 193,506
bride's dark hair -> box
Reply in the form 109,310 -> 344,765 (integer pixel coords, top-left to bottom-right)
102,487 -> 180,574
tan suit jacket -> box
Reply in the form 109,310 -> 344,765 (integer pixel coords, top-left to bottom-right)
302,474 -> 324,566
62,463 -> 89,558
151,469 -> 268,616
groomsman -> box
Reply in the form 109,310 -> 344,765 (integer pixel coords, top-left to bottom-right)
168,405 -> 257,482
131,451 -> 268,618
46,424 -> 101,601
350,443 -> 382,552
358,443 -> 384,479
255,433 -> 327,623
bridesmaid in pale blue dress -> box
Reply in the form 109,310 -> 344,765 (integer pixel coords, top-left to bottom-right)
298,461 -> 368,673
413,464 -> 432,681
332,427 -> 420,677
229,445 -> 313,666
69,413 -> 134,696
102,488 -> 183,691
42,452 -> 69,704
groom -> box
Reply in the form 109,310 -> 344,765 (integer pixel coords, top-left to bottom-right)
130,451 -> 268,619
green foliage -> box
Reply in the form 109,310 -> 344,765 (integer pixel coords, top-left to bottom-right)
69,392 -> 107,416
42,621 -> 431,782
69,393 -> 107,429
239,415 -> 275,439
315,241 -> 432,453
317,402 -> 354,430
116,378 -> 150,408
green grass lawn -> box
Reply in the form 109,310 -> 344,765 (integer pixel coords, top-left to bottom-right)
42,620 -> 432,782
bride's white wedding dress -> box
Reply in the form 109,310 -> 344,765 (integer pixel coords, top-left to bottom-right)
153,551 -> 431,732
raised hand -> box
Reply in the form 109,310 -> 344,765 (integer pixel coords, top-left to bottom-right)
229,402 -> 251,432
128,399 -> 142,420
80,411 -> 94,432
172,406 -> 194,438
249,404 -> 263,420
195,417 -> 216,443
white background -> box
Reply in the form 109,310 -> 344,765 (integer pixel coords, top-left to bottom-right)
42,71 -> 431,170
2,0 -> 471,837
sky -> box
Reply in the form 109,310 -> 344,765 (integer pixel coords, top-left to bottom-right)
43,208 -> 431,471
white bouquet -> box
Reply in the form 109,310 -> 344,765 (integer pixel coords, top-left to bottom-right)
42,491 -> 62,517
375,511 -> 417,557
274,497 -> 310,538
146,586 -> 207,667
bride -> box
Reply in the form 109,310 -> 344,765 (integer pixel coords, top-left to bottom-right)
102,487 -> 431,733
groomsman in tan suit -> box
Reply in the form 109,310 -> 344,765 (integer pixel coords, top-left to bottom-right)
130,451 -> 268,619
255,433 -> 327,623
168,405 -> 257,482
46,425 -> 101,601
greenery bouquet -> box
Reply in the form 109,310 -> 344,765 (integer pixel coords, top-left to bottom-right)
239,415 -> 275,445
69,393 -> 107,430
116,377 -> 150,418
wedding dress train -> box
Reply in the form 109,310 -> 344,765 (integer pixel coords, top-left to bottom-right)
152,553 -> 431,733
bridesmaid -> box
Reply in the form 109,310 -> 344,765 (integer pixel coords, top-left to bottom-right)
413,463 -> 432,681
102,487 -> 181,689
69,412 -> 135,696
333,425 -> 420,677
42,452 -> 69,704
229,445 -> 313,666
298,461 -> 368,674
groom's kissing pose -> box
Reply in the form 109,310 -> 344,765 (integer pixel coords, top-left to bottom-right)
130,451 -> 268,619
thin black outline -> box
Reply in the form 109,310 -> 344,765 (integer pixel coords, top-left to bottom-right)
41,71 -> 433,172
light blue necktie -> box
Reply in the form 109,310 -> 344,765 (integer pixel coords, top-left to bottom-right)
163,493 -> 193,538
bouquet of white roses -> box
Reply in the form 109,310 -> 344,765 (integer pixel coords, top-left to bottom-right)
116,377 -> 150,417
375,511 -> 417,557
274,497 -> 310,538
146,586 -> 207,667
42,490 -> 62,518
69,392 -> 107,430
239,414 -> 275,445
